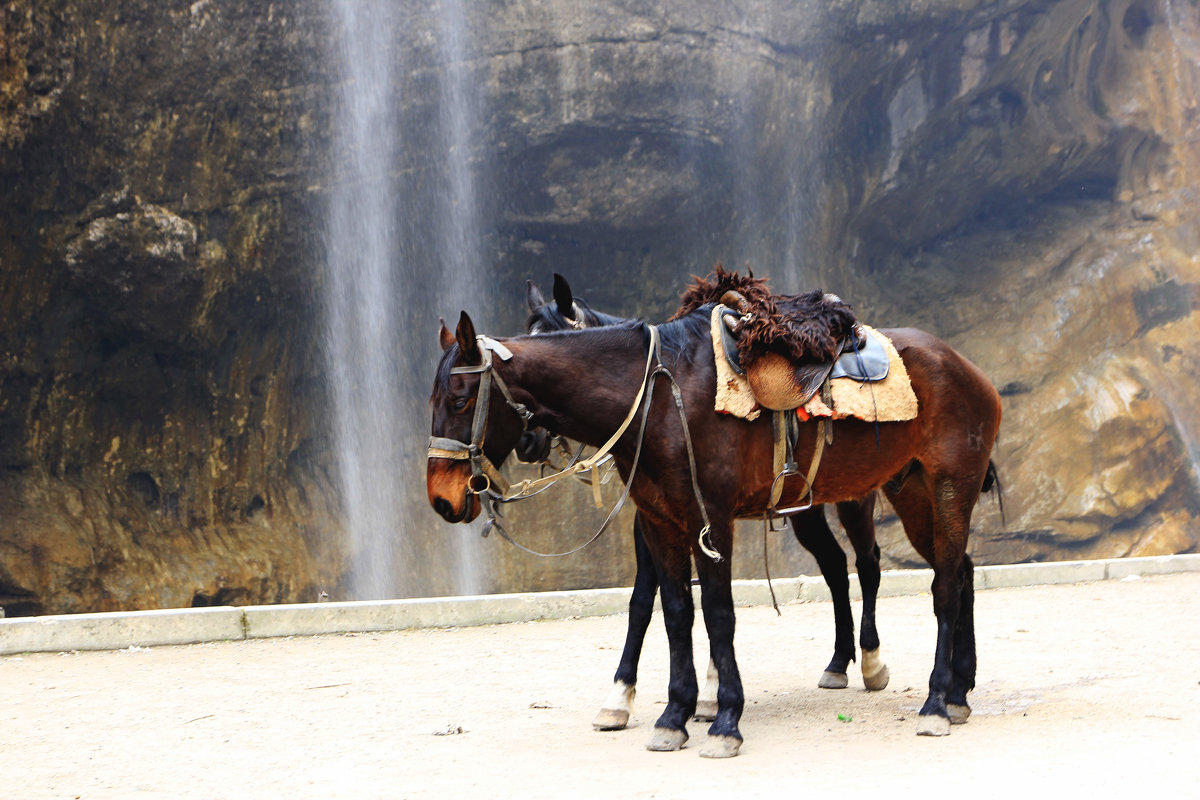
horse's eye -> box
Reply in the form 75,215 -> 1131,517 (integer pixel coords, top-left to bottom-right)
452,397 -> 469,412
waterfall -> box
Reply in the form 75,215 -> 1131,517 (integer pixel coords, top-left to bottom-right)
324,1 -> 485,600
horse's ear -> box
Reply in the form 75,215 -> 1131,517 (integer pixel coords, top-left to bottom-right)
439,318 -> 456,351
526,279 -> 545,313
455,311 -> 481,364
552,273 -> 575,319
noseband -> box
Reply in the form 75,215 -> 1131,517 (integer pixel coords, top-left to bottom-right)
427,337 -> 533,501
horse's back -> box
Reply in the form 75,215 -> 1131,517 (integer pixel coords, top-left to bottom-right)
882,327 -> 1002,444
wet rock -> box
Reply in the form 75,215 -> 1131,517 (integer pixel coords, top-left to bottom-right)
0,0 -> 1197,613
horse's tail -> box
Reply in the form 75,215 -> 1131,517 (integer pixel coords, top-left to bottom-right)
980,458 -> 1005,527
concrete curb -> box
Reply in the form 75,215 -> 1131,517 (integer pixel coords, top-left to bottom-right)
2,554 -> 1197,656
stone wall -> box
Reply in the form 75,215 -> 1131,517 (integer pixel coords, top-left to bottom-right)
0,0 -> 1196,613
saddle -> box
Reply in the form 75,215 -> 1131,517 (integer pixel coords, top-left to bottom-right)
717,291 -> 887,412
680,266 -> 918,514
710,288 -> 907,516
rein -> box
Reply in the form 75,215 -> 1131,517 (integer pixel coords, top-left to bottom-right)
428,326 -> 721,561
499,327 -> 661,503
481,326 -> 662,558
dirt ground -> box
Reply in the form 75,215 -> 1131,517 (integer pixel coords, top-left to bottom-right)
2,572 -> 1198,799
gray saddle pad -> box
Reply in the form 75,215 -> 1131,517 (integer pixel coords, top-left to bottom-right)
831,328 -> 889,381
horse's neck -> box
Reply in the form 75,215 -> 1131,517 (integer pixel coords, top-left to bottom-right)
590,309 -> 627,327
503,329 -> 648,446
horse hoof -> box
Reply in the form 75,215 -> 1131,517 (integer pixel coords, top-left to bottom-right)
818,670 -> 849,689
593,708 -> 630,731
699,734 -> 742,759
862,664 -> 890,692
646,727 -> 688,751
693,700 -> 718,722
948,704 -> 971,725
916,714 -> 952,737
860,648 -> 889,691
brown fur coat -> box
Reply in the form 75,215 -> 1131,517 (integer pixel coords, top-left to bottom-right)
673,264 -> 858,369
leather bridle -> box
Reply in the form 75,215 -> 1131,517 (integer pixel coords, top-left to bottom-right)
427,327 -> 722,561
427,337 -> 531,504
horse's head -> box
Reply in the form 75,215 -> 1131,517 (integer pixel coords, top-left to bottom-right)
525,273 -> 585,334
526,273 -> 622,334
427,311 -> 528,524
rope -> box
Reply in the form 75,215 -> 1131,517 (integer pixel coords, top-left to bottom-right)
497,326 -> 661,502
485,357 -> 664,558
475,326 -> 664,558
762,516 -> 781,615
435,325 -> 721,563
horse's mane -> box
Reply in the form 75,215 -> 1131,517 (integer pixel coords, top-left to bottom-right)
672,263 -> 774,319
671,263 -> 858,367
657,306 -> 714,363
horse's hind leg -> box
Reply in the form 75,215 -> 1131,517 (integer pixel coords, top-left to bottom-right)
948,554 -> 976,725
594,514 -> 657,731
884,470 -> 974,737
836,495 -> 889,691
789,506 -> 856,689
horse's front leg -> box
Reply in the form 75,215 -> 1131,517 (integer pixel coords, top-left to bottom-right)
695,522 -> 743,758
594,514 -> 657,731
641,519 -> 697,752
789,506 -> 856,689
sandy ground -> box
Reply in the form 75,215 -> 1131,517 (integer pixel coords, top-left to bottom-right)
2,572 -> 1198,799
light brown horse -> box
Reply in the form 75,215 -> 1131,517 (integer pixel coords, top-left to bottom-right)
428,296 -> 1001,757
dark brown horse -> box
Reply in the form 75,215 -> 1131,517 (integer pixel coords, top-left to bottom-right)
523,275 -> 889,732
428,289 -> 1001,757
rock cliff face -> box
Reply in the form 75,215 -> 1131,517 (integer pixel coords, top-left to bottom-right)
1,0 -> 1196,614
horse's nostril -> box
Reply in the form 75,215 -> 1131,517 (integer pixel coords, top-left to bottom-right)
433,497 -> 453,519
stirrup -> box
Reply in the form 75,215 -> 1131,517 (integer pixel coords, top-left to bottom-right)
767,468 -> 813,517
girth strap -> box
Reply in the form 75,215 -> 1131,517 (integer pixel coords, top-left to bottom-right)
768,380 -> 831,514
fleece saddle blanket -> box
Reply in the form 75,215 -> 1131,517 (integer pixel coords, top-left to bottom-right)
711,305 -> 919,423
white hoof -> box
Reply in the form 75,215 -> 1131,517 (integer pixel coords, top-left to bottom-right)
646,727 -> 688,751
863,664 -> 890,691
916,714 -> 952,737
594,681 -> 634,730
948,704 -> 971,725
699,734 -> 742,759
818,670 -> 849,689
593,708 -> 630,731
861,648 -> 890,691
693,700 -> 718,722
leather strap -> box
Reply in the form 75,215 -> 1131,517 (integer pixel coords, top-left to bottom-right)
767,380 -> 830,514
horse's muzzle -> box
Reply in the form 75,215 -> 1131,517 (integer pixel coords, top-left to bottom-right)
427,460 -> 481,523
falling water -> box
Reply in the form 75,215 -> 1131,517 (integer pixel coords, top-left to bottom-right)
324,1 -> 484,599
430,0 -> 489,593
